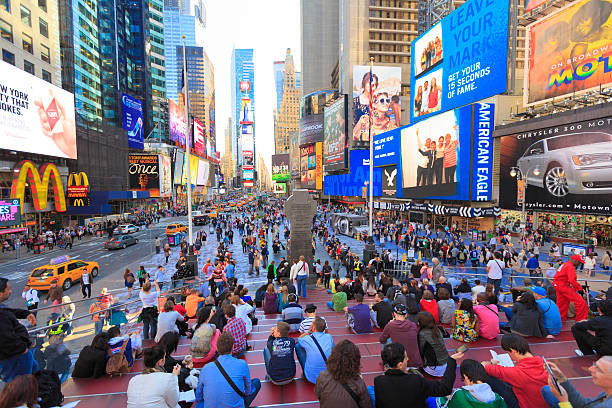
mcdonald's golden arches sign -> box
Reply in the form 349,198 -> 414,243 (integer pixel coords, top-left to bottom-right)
67,172 -> 90,206
10,160 -> 66,213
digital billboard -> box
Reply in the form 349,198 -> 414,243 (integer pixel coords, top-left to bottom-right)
182,154 -> 199,186
472,103 -> 494,202
169,99 -> 187,146
128,154 -> 161,197
324,149 -> 382,196
193,118 -> 205,157
381,165 -> 397,198
158,155 -> 172,197
0,199 -> 21,227
410,0 -> 509,122
499,116 -> 612,214
240,97 -> 253,124
373,125 -> 404,168
122,94 -> 143,150
242,167 -> 254,181
272,154 -> 290,182
525,0 -> 612,106
299,113 -> 324,146
300,144 -> 315,188
0,60 -> 77,159
173,150 -> 184,185
196,159 -> 210,186
352,65 -> 401,147
243,150 -> 254,166
323,96 -> 348,171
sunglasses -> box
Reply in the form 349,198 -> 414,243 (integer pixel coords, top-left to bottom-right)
376,98 -> 391,104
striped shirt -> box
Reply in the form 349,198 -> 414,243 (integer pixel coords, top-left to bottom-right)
299,315 -> 328,333
443,140 -> 459,168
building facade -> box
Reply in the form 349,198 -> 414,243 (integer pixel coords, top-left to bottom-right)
230,47 -> 254,175
274,48 -> 300,154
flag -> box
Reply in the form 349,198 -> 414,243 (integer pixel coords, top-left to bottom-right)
180,68 -> 186,106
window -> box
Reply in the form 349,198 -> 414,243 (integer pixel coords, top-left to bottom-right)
23,59 -> 34,74
57,266 -> 65,275
22,33 -> 32,53
40,44 -> 49,62
38,0 -> 46,11
1,0 -> 9,12
39,18 -> 48,37
2,49 -> 14,65
0,18 -> 12,42
42,69 -> 51,82
20,4 -> 31,26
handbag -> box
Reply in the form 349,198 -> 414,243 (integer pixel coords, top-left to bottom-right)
214,360 -> 249,408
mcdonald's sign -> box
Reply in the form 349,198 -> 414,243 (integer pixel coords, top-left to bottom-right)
67,172 -> 90,207
10,160 -> 66,213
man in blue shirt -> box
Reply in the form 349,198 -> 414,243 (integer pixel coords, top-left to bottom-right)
343,293 -> 373,334
154,265 -> 165,291
295,317 -> 333,383
532,286 -> 562,335
224,261 -> 236,286
526,253 -> 540,276
264,321 -> 296,384
196,332 -> 261,408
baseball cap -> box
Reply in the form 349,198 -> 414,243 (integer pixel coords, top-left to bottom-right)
305,303 -> 317,313
393,303 -> 407,315
571,254 -> 585,264
532,286 -> 547,297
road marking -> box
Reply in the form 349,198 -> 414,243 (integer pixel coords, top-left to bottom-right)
99,253 -> 114,258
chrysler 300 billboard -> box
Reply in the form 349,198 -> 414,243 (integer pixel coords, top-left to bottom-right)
499,116 -> 612,214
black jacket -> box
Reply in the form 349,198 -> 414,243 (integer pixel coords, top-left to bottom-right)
373,358 -> 456,408
510,302 -> 548,337
72,346 -> 107,378
572,315 -> 612,355
0,304 -> 32,360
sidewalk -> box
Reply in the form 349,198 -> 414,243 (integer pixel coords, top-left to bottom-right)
0,234 -> 101,264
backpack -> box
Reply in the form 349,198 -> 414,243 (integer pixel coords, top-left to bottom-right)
106,340 -> 129,376
35,369 -> 63,408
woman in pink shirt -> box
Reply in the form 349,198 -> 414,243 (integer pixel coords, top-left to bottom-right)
428,78 -> 440,111
473,293 -> 500,339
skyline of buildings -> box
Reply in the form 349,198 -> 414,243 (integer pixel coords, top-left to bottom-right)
274,48 -> 300,155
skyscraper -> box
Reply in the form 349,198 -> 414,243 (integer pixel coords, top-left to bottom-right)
274,49 -> 300,154
176,45 -> 216,152
230,48 -> 254,176
148,0 -> 167,141
273,60 -> 285,110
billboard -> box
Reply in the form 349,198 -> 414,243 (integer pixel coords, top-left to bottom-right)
158,155 -> 172,197
525,0 -> 547,12
381,165 -> 398,199
323,96 -> 348,171
499,115 -> 612,214
316,142 -> 323,190
193,118 -> 205,157
0,199 -> 21,227
0,60 -> 77,159
173,150 -> 184,185
240,97 -> 253,124
410,0 -> 509,122
300,144 -> 316,188
472,103 -> 494,202
373,125 -> 404,168
182,154 -> 199,186
67,172 -> 90,207
242,168 -> 254,181
122,94 -> 144,150
352,65 -> 401,147
299,113 -> 324,146
524,0 -> 612,105
243,150 -> 254,166
196,159 -> 210,186
169,99 -> 187,145
272,154 -> 290,182
324,149 -> 382,196
129,154 -> 162,197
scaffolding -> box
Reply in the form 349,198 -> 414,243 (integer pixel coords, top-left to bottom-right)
417,0 -> 453,34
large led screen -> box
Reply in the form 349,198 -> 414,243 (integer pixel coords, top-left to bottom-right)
272,154 -> 290,182
324,149 -> 382,196
173,150 -> 184,185
410,0 -> 509,122
352,65 -> 401,147
158,154 -> 172,197
525,0 -> 612,105
499,116 -> 612,214
0,60 -> 77,159
128,154 -> 161,197
169,99 -> 187,146
323,96 -> 348,171
122,94 -> 143,150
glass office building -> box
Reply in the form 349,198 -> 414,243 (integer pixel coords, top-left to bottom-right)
230,47 -> 254,170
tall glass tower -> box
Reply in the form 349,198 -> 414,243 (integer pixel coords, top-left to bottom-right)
230,48 -> 254,174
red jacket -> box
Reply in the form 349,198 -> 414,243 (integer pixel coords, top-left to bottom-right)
484,355 -> 548,408
553,261 -> 581,291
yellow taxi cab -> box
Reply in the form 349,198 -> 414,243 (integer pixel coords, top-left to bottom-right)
28,256 -> 100,291
165,223 -> 187,236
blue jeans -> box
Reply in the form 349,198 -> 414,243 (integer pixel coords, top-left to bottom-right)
487,278 -> 502,297
94,319 -> 104,335
295,343 -> 308,380
327,301 -> 334,310
381,337 -> 392,351
142,317 -> 157,340
297,275 -> 307,298
370,310 -> 379,328
0,350 -> 39,383
541,385 -> 560,408
245,378 -> 261,407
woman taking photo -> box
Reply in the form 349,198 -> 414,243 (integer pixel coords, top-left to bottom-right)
126,346 -> 181,408
314,340 -> 372,408
139,279 -> 160,340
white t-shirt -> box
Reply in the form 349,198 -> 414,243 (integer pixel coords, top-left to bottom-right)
82,272 -> 90,285
487,259 -> 504,280
139,290 -> 159,308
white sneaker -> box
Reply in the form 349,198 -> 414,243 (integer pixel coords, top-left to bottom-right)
575,349 -> 584,356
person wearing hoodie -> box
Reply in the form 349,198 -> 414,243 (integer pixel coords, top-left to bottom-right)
434,359 -> 507,408
483,334 -> 549,408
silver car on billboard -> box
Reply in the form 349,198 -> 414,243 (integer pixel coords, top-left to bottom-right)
517,132 -> 612,198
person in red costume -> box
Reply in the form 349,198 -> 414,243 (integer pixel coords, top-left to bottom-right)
553,255 -> 588,322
